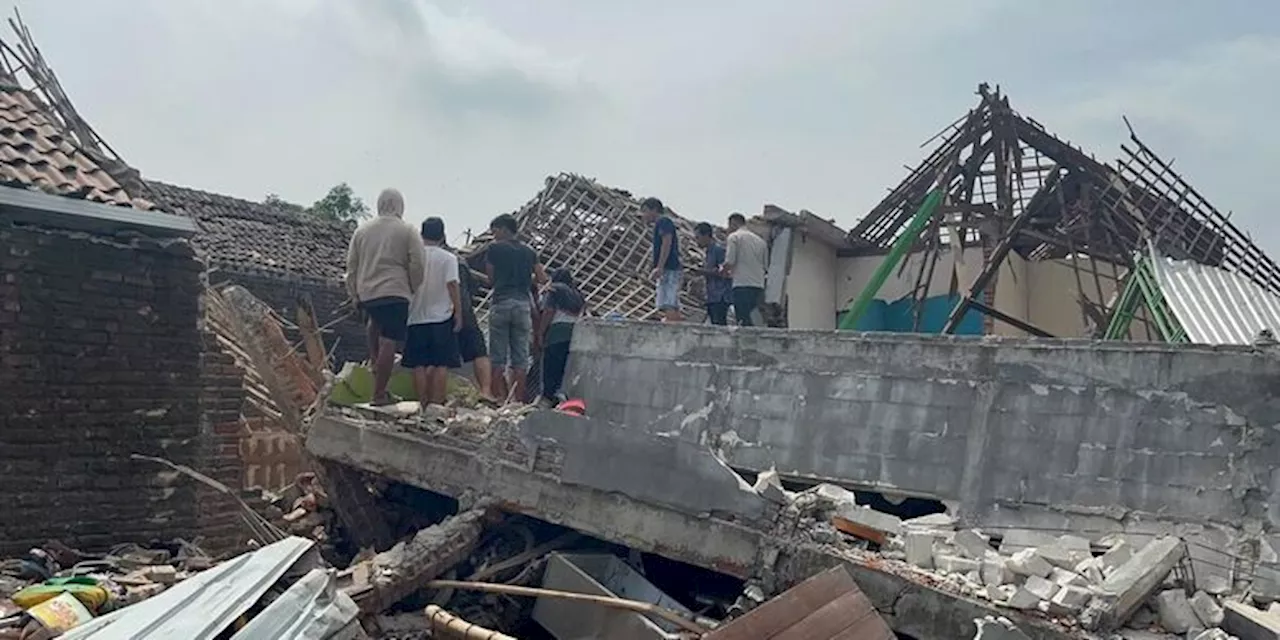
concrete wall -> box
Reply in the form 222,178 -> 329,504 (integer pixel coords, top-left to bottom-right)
784,232 -> 837,330
566,320 -> 1280,562
0,219 -> 246,555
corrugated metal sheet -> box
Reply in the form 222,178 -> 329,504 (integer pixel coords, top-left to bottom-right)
1148,246 -> 1280,345
704,565 -> 894,640
62,537 -> 317,640
231,568 -> 364,639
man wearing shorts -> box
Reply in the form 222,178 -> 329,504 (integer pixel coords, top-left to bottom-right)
404,217 -> 462,406
641,197 -> 682,322
451,247 -> 495,401
485,214 -> 547,404
345,188 -> 424,405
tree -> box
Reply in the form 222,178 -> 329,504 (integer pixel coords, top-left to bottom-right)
309,183 -> 370,223
263,193 -> 306,213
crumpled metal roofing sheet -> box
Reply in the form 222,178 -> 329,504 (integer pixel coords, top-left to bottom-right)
1148,246 -> 1280,345
61,537 -> 316,640
231,568 -> 363,639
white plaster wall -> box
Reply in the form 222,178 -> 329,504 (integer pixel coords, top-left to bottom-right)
835,246 -> 988,308
785,232 -> 838,329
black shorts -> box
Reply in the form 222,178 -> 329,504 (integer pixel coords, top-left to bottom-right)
402,320 -> 461,369
457,323 -> 488,363
360,297 -> 409,342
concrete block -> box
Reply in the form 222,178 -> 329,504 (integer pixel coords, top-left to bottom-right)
999,529 -> 1058,554
954,529 -> 993,559
981,554 -> 1014,588
1080,536 -> 1185,632
1008,548 -> 1054,578
904,530 -> 934,569
1190,591 -> 1225,628
751,467 -> 792,505
1154,589 -> 1201,634
1023,575 -> 1060,601
1049,585 -> 1092,614
1202,575 -> 1231,596
1038,535 -> 1092,569
1051,567 -> 1090,588
903,512 -> 956,531
1100,540 -> 1134,571
1006,587 -> 1042,610
1223,601 -> 1280,640
933,553 -> 979,575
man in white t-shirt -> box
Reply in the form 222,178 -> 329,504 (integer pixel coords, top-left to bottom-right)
404,217 -> 463,406
723,212 -> 768,327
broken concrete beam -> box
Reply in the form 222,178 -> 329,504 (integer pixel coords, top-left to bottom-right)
1008,549 -> 1053,578
1048,586 -> 1091,614
348,506 -> 488,614
1153,589 -> 1201,634
1223,601 -> 1280,640
954,529 -> 993,559
1079,536 -> 1185,632
904,513 -> 956,532
1049,567 -> 1089,589
1190,591 -> 1225,628
1099,539 -> 1133,572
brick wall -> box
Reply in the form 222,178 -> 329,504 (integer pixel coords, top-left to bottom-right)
0,220 -> 245,556
210,266 -> 366,369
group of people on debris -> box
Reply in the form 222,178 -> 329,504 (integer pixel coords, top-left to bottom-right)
344,189 -> 769,408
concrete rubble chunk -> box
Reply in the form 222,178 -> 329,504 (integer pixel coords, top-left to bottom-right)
1202,575 -> 1231,596
1222,601 -> 1280,640
1079,536 -> 1185,632
751,467 -> 793,505
934,553 -> 980,575
954,529 -> 993,559
903,512 -> 956,531
1049,585 -> 1092,614
1008,548 -> 1054,578
833,504 -> 903,539
1075,556 -> 1105,584
1006,587 -> 1042,610
1051,567 -> 1090,588
1101,539 -> 1135,571
1190,591 -> 1225,628
905,530 -> 934,569
981,554 -> 1014,588
1023,575 -> 1060,601
1154,589 -> 1201,634
999,529 -> 1058,555
1038,534 -> 1092,569
972,615 -> 1033,640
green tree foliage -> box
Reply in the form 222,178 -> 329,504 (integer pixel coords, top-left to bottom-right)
309,182 -> 370,223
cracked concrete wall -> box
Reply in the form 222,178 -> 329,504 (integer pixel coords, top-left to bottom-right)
566,320 -> 1280,584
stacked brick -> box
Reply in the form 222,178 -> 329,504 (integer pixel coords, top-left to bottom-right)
0,220 -> 245,556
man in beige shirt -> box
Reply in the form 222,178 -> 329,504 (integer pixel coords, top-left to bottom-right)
723,212 -> 769,327
345,188 -> 425,405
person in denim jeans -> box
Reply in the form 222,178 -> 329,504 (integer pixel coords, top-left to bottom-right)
641,197 -> 682,322
485,214 -> 547,403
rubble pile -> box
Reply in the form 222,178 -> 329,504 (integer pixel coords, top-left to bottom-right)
0,540 -> 213,639
782,482 -> 1280,640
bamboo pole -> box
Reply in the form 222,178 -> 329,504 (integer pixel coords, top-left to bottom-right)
425,579 -> 710,635
423,605 -> 518,640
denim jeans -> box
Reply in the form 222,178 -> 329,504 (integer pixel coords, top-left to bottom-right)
489,297 -> 532,368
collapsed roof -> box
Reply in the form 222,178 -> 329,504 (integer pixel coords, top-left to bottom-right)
845,83 -> 1280,338
460,173 -> 713,323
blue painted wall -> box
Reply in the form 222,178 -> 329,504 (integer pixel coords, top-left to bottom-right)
840,294 -> 983,335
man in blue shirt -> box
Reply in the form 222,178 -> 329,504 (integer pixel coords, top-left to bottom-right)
694,222 -> 731,325
641,197 -> 682,322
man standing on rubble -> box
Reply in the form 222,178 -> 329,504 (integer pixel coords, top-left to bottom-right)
448,246 -> 496,402
642,197 -> 682,322
345,188 -> 424,405
693,222 -> 731,326
723,212 -> 768,327
486,214 -> 547,403
404,217 -> 463,406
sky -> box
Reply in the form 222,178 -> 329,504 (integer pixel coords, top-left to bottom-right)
18,1 -> 1280,253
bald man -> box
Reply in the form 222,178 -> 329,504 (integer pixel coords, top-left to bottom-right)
345,188 -> 425,405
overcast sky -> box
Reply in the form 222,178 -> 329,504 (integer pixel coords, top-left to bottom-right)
20,1 -> 1280,253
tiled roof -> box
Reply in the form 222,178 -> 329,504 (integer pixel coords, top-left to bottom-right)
142,180 -> 353,280
0,84 -> 148,209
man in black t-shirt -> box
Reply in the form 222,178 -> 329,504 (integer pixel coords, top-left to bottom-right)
485,214 -> 547,403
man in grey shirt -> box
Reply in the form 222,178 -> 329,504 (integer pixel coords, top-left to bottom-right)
722,212 -> 768,327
